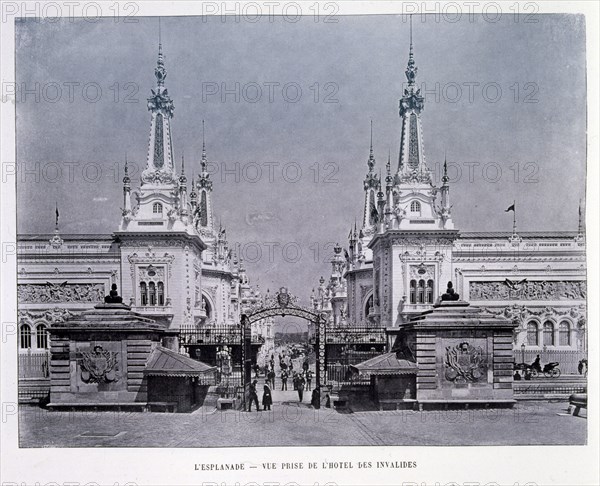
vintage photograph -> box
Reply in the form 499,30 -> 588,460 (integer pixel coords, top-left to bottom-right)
12,7 -> 590,452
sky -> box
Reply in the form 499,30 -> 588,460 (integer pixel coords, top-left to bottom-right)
16,14 -> 587,303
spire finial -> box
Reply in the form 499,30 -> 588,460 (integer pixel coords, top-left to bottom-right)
55,201 -> 59,230
367,120 -> 375,171
405,15 -> 417,86
387,148 -> 391,174
578,199 -> 584,233
155,18 -> 166,87
442,151 -> 449,184
181,152 -> 185,174
201,119 -> 207,170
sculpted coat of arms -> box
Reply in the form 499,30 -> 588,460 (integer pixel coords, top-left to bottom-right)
276,287 -> 290,308
81,345 -> 119,384
444,342 -> 487,384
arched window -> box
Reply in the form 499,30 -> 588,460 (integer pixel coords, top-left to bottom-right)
426,279 -> 434,304
364,295 -> 373,318
157,282 -> 164,306
543,321 -> 555,346
149,282 -> 156,306
527,321 -> 538,346
19,324 -> 31,349
140,282 -> 148,306
417,279 -> 425,304
152,202 -> 163,214
559,321 -> 571,346
409,280 -> 417,304
410,201 -> 421,213
36,324 -> 48,349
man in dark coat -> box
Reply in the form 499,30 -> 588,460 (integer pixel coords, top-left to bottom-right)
247,380 -> 261,412
297,374 -> 305,402
262,384 -> 273,411
268,369 -> 276,389
281,369 -> 288,390
311,387 -> 321,409
305,369 -> 313,391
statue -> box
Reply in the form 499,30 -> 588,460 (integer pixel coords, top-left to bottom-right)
441,281 -> 460,301
104,283 -> 123,304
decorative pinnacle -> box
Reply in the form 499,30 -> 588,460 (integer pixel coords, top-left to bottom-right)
201,119 -> 207,171
123,154 -> 130,185
179,154 -> 187,185
367,120 -> 375,171
386,149 -> 391,174
405,15 -> 418,86
442,152 -> 449,184
155,19 -> 167,87
578,199 -> 584,233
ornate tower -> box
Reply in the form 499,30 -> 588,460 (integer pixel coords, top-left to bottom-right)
194,121 -> 215,235
362,121 -> 381,237
368,21 -> 459,328
115,37 -> 206,332
119,39 -> 192,232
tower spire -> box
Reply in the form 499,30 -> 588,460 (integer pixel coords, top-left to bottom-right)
201,119 -> 207,171
367,119 -> 375,171
405,15 -> 417,86
143,22 -> 175,181
155,18 -> 166,88
442,151 -> 449,184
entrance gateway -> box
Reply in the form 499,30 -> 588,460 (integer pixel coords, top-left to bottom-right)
241,287 -> 328,393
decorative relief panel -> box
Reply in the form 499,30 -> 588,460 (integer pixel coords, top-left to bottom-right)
18,308 -> 79,324
409,264 -> 435,280
18,283 -> 104,303
470,280 -> 586,301
444,342 -> 488,384
392,237 -> 454,247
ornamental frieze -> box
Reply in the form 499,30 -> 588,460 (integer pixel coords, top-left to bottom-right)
18,308 -> 79,324
18,283 -> 105,304
469,280 -> 586,301
120,239 -> 187,248
392,237 -> 454,247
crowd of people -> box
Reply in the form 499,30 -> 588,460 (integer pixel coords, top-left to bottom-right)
246,353 -> 321,411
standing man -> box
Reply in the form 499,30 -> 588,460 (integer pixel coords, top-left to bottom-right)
281,369 -> 288,391
297,374 -> 305,402
247,380 -> 261,412
302,359 -> 309,374
268,368 -> 276,389
305,369 -> 313,391
262,383 -> 273,411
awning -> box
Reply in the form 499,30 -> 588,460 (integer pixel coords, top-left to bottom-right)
350,352 -> 418,376
144,346 -> 217,381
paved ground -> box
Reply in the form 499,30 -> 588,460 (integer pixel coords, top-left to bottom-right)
19,397 -> 586,448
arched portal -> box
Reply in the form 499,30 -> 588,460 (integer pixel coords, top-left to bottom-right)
241,288 -> 328,392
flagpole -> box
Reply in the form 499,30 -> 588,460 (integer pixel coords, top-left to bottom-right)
512,200 -> 516,234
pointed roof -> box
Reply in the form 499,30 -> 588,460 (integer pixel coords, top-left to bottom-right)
351,352 -> 418,376
144,345 -> 216,378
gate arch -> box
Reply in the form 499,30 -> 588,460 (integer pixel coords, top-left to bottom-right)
241,287 -> 328,390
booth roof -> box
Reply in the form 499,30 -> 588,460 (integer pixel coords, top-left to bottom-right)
145,346 -> 216,378
350,352 -> 418,376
